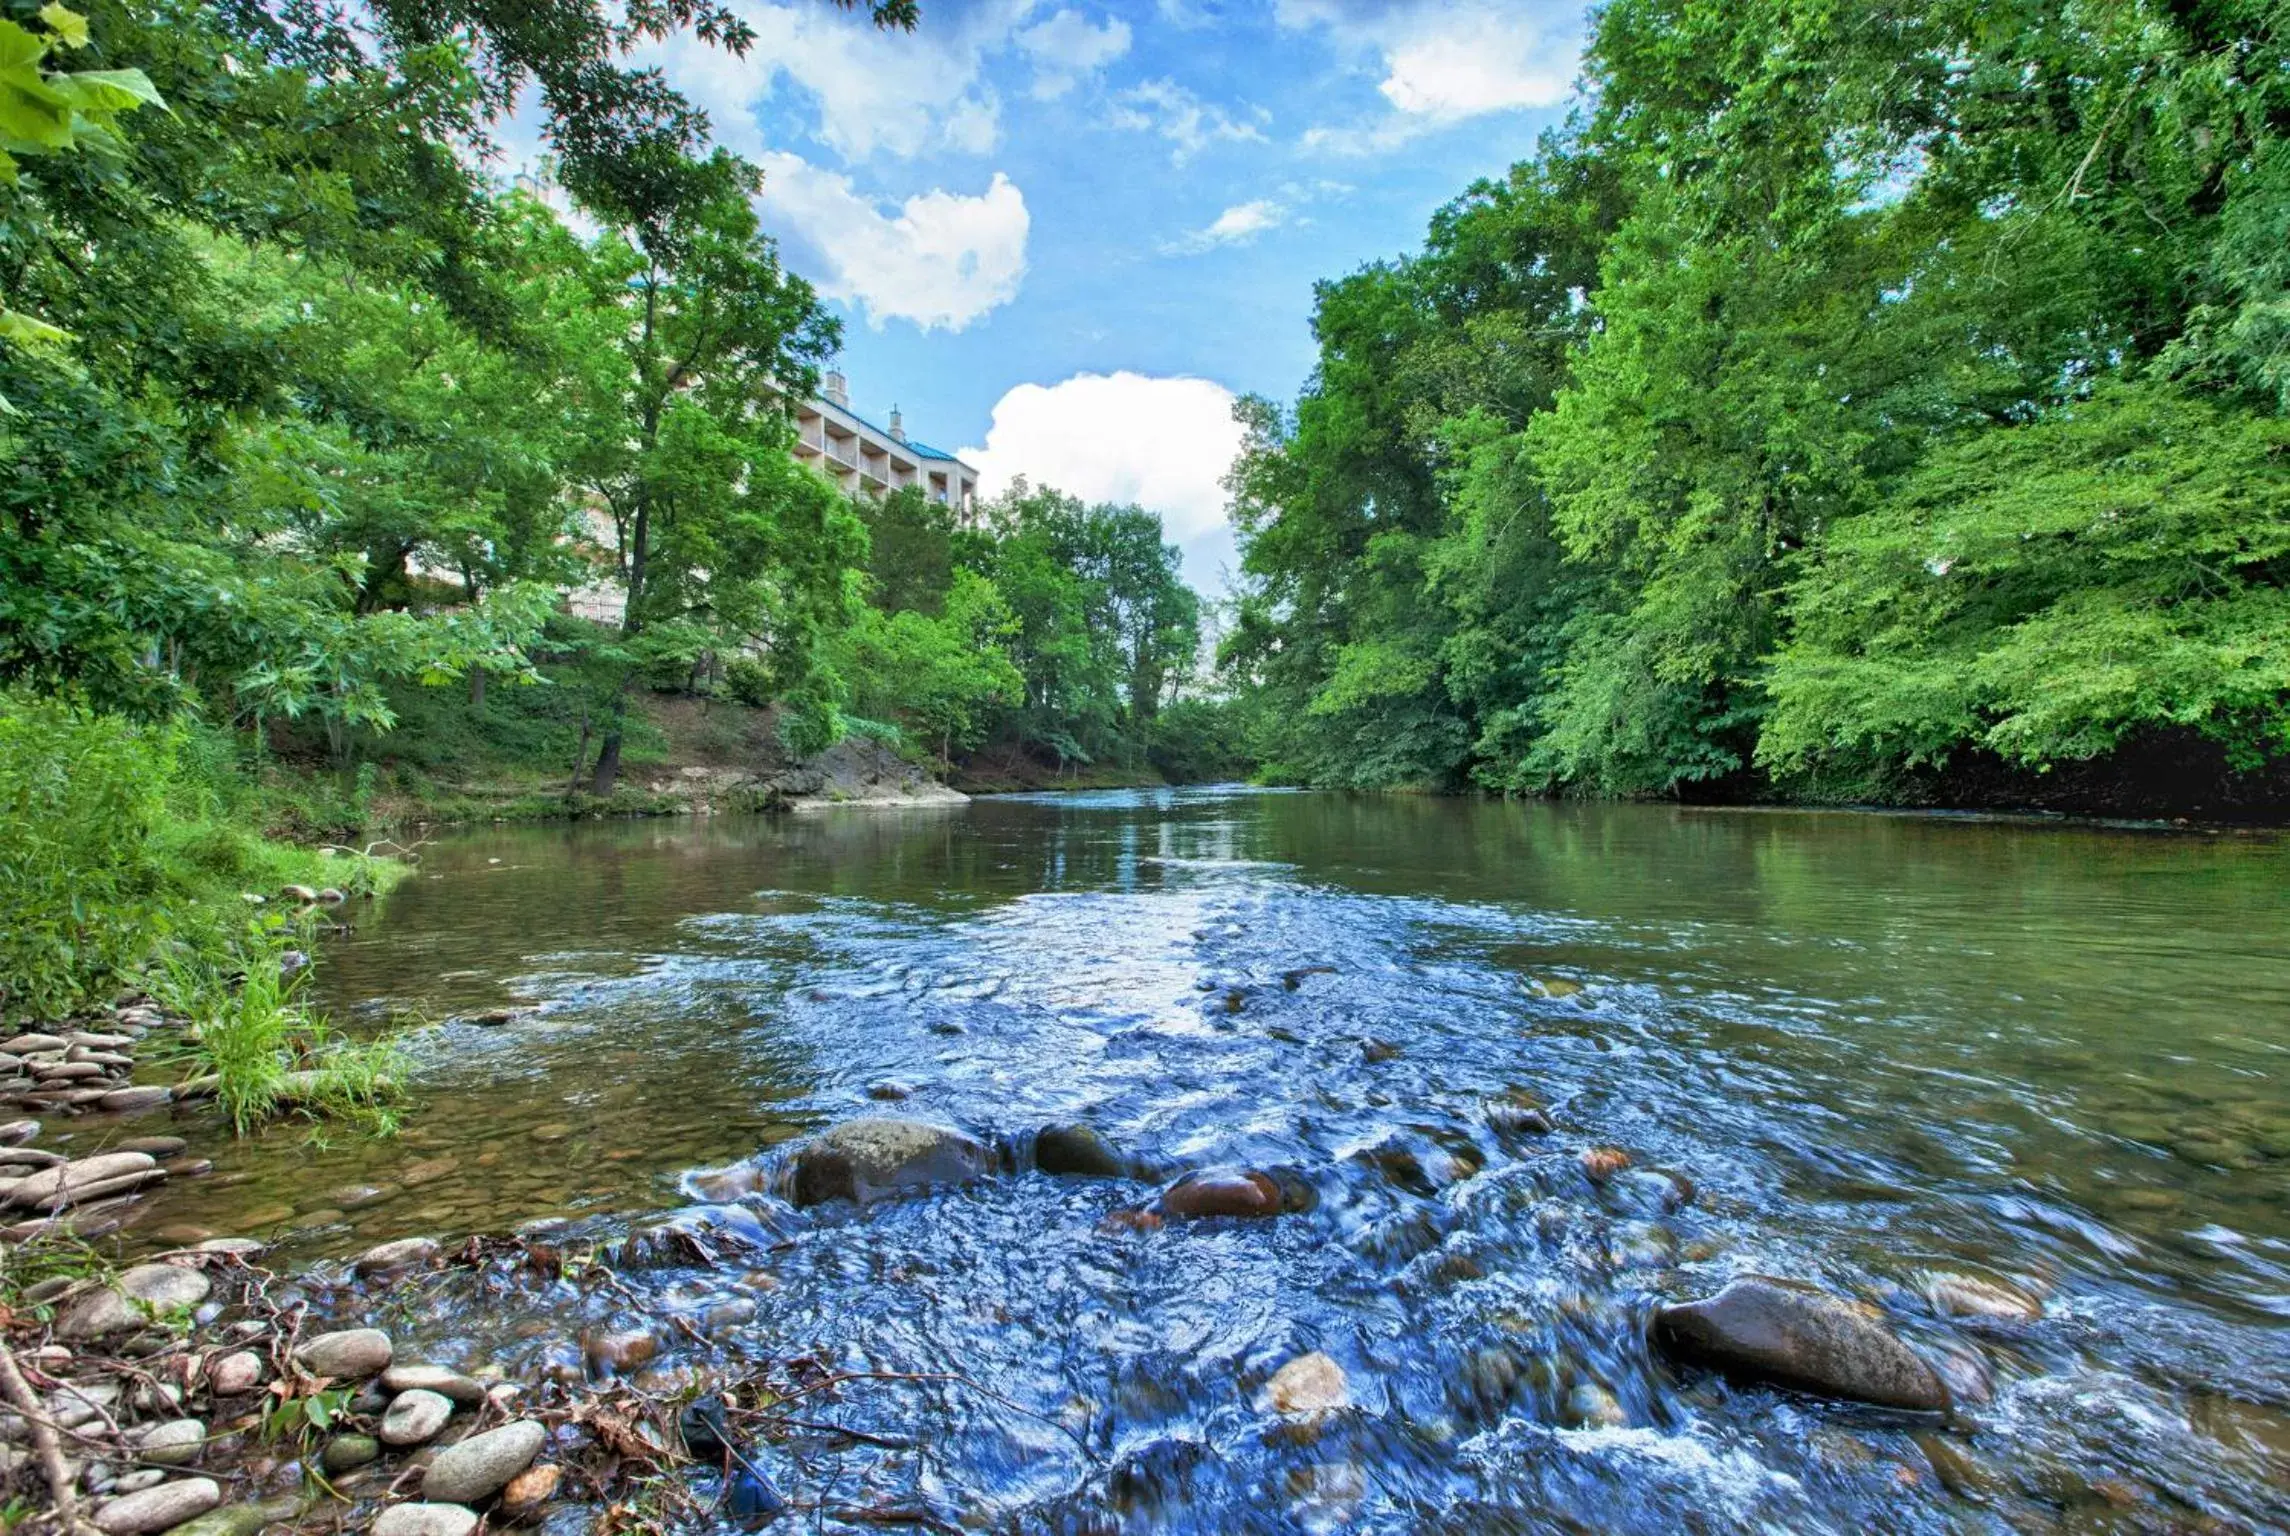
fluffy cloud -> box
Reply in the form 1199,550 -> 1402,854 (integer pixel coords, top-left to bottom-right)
756,154 -> 1030,332
1107,78 -> 1267,163
1280,0 -> 1582,150
961,372 -> 1246,590
656,0 -> 1037,162
1163,199 -> 1287,255
1018,9 -> 1132,100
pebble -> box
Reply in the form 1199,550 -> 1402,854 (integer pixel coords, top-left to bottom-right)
382,1365 -> 488,1405
1156,1168 -> 1284,1219
293,1328 -> 394,1379
1264,1351 -> 1349,1414
208,1351 -> 263,1396
584,1329 -> 659,1374
355,1235 -> 441,1277
499,1463 -> 561,1519
117,1137 -> 188,1158
380,1388 -> 455,1446
58,1264 -> 212,1339
320,1434 -> 381,1474
7,1152 -> 158,1210
1920,1272 -> 2044,1323
421,1420 -> 546,1503
93,1476 -> 221,1533
134,1419 -> 206,1465
373,1504 -> 480,1536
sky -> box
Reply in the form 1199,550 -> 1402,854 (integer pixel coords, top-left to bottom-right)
628,0 -> 1590,592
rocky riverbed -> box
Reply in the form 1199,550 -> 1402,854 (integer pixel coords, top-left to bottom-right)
3,1104 -> 2055,1534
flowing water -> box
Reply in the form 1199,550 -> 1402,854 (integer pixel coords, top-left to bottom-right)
73,790 -> 2290,1530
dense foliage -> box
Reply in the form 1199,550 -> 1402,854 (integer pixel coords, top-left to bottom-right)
1226,0 -> 2290,802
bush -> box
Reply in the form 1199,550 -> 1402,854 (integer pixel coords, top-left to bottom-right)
0,694 -> 174,1016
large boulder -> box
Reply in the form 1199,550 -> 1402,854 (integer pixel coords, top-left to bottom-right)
1651,1275 -> 1949,1411
785,1119 -> 992,1207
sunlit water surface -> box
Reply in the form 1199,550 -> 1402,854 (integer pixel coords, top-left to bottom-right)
70,790 -> 2290,1531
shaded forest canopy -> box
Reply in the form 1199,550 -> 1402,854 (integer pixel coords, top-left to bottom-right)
1220,0 -> 2290,812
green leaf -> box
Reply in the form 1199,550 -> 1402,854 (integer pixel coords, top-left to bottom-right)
0,306 -> 70,349
36,5 -> 89,49
52,68 -> 166,116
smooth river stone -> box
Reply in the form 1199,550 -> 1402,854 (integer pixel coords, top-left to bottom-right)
786,1118 -> 993,1207
421,1420 -> 546,1503
382,1365 -> 488,1405
208,1351 -> 263,1396
293,1328 -> 394,1379
1155,1168 -> 1283,1219
373,1504 -> 479,1536
134,1419 -> 207,1465
6,1151 -> 156,1209
1264,1351 -> 1349,1414
380,1388 -> 454,1446
58,1263 -> 211,1339
355,1235 -> 441,1277
93,1477 -> 221,1534
1652,1275 -> 1950,1412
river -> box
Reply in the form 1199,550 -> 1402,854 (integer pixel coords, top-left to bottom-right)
85,789 -> 2290,1530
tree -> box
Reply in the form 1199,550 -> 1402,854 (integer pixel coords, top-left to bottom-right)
565,165 -> 861,794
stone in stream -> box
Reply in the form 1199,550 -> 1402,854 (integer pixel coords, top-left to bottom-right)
382,1365 -> 488,1406
98,1086 -> 173,1114
0,1034 -> 65,1055
867,1080 -> 914,1102
279,884 -> 318,903
0,1118 -> 39,1144
1917,1271 -> 2043,1323
58,1263 -> 211,1338
320,1433 -> 381,1474
208,1351 -> 263,1396
1034,1123 -> 1130,1179
5,1151 -> 157,1209
380,1388 -> 455,1446
1155,1168 -> 1285,1219
116,1136 -> 187,1158
1651,1275 -> 1950,1412
373,1505 -> 480,1536
785,1118 -> 993,1207
1263,1351 -> 1349,1415
166,1498 -> 301,1536
499,1462 -> 562,1521
133,1419 -> 206,1466
293,1328 -> 394,1379
92,1476 -> 222,1533
583,1329 -> 659,1374
421,1420 -> 546,1503
355,1236 -> 441,1277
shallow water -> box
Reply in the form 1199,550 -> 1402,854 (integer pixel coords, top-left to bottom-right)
79,790 -> 2290,1529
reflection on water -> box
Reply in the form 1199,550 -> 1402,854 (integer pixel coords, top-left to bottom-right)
67,791 -> 2290,1529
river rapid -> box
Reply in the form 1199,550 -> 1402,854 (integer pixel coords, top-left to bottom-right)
74,789 -> 2290,1532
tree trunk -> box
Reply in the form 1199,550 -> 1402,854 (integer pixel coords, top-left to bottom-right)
590,730 -> 622,797
468,667 -> 487,708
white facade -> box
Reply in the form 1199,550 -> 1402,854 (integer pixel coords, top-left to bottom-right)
789,371 -> 978,513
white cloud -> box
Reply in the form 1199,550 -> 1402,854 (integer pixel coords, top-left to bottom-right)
654,0 -> 1037,162
1018,9 -> 1132,100
756,154 -> 1030,332
1279,0 -> 1582,152
1107,78 -> 1267,163
961,372 -> 1246,591
1163,198 -> 1287,255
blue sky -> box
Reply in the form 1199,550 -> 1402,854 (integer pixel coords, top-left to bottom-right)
636,0 -> 1588,590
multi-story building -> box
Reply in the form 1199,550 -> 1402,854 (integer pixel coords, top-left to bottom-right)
789,371 -> 978,514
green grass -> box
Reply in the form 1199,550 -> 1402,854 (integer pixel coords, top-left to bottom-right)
154,943 -> 408,1137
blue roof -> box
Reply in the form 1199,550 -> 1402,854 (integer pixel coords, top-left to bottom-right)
825,398 -> 970,468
